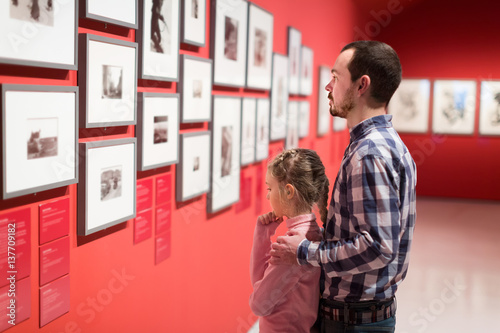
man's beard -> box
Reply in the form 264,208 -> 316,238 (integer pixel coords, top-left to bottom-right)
329,87 -> 355,118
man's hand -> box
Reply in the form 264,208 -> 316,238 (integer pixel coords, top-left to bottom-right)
258,211 -> 283,225
269,230 -> 304,265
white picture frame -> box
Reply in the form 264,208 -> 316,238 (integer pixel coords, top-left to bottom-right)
270,53 -> 289,141
2,84 -> 78,199
211,0 -> 248,87
181,0 -> 206,46
388,79 -> 430,133
241,98 -> 256,166
245,3 -> 273,90
317,65 -> 331,136
298,100 -> 310,138
137,92 -> 179,171
479,80 -> 500,136
176,131 -> 211,202
78,138 -> 136,236
138,0 -> 180,81
79,34 -> 137,128
255,98 -> 270,162
299,45 -> 314,96
286,100 -> 299,149
432,80 -> 476,135
208,96 -> 241,213
0,0 -> 77,70
179,55 -> 213,123
333,117 -> 347,132
81,0 -> 138,28
287,27 -> 301,95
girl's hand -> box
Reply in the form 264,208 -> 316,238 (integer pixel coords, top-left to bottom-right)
257,211 -> 283,225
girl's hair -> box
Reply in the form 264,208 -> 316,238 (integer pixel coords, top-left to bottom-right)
268,148 -> 330,223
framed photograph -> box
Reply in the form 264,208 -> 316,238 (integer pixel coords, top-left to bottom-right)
388,79 -> 430,133
179,55 -> 213,123
176,131 -> 211,202
432,80 -> 476,135
138,0 -> 180,81
270,53 -> 289,141
241,98 -> 256,166
81,0 -> 138,29
211,0 -> 248,87
287,27 -> 302,95
286,100 -> 299,149
208,96 -> 241,213
317,65 -> 331,136
0,0 -> 77,70
78,138 -> 136,236
479,81 -> 500,136
333,117 -> 347,132
298,100 -> 310,138
181,0 -> 206,46
1,85 -> 78,199
245,3 -> 273,90
79,34 -> 137,128
255,98 -> 270,162
137,93 -> 179,171
299,45 -> 314,96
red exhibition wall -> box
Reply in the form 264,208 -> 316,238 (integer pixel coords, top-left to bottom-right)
362,0 -> 500,200
0,1 -> 356,332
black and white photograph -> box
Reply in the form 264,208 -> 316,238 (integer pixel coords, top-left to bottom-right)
80,34 -> 137,128
2,85 -> 77,199
298,101 -> 310,138
255,98 -> 270,162
1,0 -> 76,70
245,3 -> 273,90
179,55 -> 212,123
151,0 -> 172,54
102,65 -> 123,99
433,80 -> 476,135
176,131 -> 211,202
154,116 -> 168,144
299,46 -> 314,96
288,27 -> 302,94
209,96 -> 241,213
270,53 -> 289,141
82,0 -> 138,29
224,16 -> 238,61
241,98 -> 257,166
100,166 -> 122,201
137,92 -> 179,171
479,81 -> 500,136
10,0 -> 54,26
181,0 -> 205,46
388,79 -> 430,133
211,0 -> 248,87
27,117 -> 58,160
78,138 -> 136,236
286,101 -> 299,149
317,65 -> 331,136
221,126 -> 233,177
139,0 -> 179,81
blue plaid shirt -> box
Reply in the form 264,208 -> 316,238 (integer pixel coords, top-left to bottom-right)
298,115 -> 417,302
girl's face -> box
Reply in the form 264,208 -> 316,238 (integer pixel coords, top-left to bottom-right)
266,169 -> 285,217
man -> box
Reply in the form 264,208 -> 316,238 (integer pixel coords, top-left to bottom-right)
270,41 -> 417,332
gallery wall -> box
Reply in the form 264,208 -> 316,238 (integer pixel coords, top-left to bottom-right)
367,0 -> 500,200
0,1 -> 356,332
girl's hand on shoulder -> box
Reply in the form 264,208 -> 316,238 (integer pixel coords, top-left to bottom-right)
258,211 -> 283,225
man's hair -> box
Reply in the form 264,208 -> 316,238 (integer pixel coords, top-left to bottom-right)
341,41 -> 402,105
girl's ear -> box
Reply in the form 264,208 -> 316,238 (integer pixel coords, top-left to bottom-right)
284,184 -> 295,200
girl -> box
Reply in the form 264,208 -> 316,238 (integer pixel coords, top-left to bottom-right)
249,148 -> 330,333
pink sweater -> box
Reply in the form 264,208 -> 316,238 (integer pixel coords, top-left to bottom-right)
249,214 -> 321,333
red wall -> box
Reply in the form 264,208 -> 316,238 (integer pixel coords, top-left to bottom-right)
364,0 -> 500,200
0,1 -> 355,332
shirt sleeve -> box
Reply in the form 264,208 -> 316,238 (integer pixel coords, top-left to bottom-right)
249,221 -> 313,316
297,153 -> 402,276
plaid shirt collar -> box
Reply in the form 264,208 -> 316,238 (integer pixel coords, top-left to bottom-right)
349,114 -> 393,144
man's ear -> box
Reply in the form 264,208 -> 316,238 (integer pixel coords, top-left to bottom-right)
284,184 -> 295,200
358,75 -> 371,96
